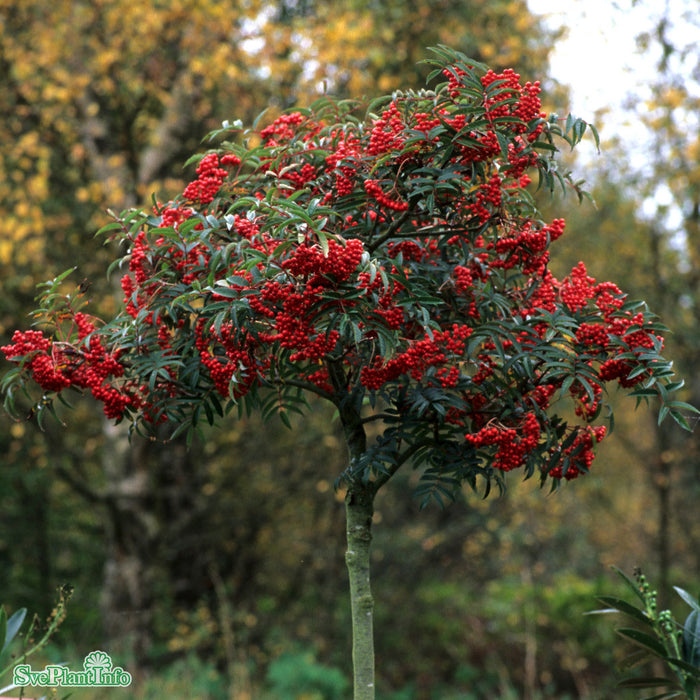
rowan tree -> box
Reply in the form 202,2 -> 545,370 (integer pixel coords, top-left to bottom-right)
0,0 -> 564,665
2,48 -> 692,699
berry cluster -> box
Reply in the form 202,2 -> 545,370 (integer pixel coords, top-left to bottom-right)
367,103 -> 406,156
3,51 -> 681,489
359,324 -> 474,391
465,412 -> 541,472
2,329 -> 69,392
467,173 -> 503,224
364,179 -> 409,212
2,313 -> 135,419
480,68 -> 544,138
260,112 -> 307,146
182,153 -> 229,205
282,238 -> 364,284
547,426 -> 607,480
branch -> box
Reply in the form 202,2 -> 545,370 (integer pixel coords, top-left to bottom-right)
367,222 -> 483,252
54,464 -> 106,504
359,412 -> 397,425
270,376 -> 335,402
369,441 -> 422,495
366,209 -> 413,252
326,358 -> 367,461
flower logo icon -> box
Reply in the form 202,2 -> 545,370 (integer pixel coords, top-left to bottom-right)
83,650 -> 112,672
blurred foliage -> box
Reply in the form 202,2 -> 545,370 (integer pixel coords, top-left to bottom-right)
264,650 -> 350,700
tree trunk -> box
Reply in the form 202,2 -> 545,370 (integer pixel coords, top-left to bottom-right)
100,423 -> 154,669
345,487 -> 375,700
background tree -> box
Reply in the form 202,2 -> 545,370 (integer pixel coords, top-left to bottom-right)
630,0 -> 700,598
537,0 -> 700,606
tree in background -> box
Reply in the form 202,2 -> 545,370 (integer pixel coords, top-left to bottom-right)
630,0 -> 700,598
539,0 -> 700,605
2,47 -> 691,698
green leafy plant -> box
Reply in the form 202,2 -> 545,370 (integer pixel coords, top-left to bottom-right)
0,584 -> 71,696
265,650 -> 350,699
592,568 -> 700,699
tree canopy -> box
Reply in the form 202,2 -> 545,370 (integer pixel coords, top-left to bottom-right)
3,48 -> 688,499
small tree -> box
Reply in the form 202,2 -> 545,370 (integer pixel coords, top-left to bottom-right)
2,47 -> 693,698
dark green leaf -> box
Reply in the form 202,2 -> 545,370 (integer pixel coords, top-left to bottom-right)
612,566 -> 647,603
616,628 -> 669,658
666,656 -> 700,676
618,649 -> 655,671
595,596 -> 652,626
617,677 -> 681,689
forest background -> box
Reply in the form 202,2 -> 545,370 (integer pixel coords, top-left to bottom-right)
1,1 -> 699,698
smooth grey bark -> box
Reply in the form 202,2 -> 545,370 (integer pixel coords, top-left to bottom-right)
345,488 -> 376,700
327,357 -> 377,699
